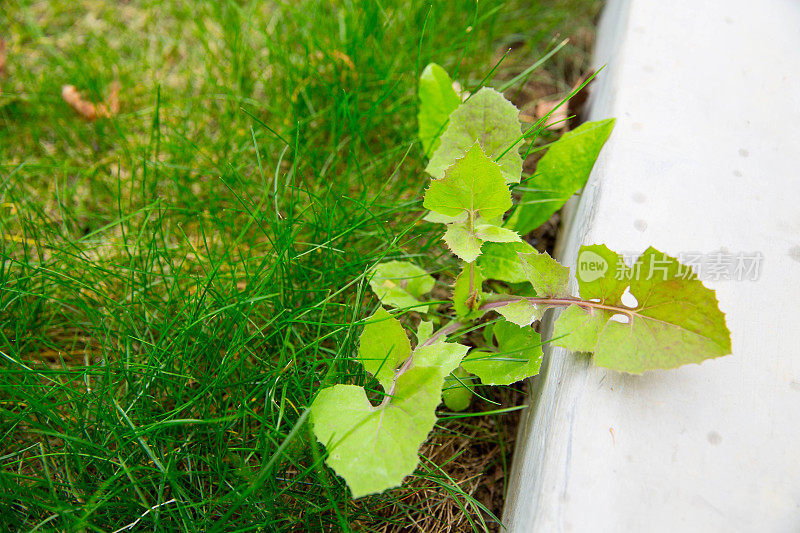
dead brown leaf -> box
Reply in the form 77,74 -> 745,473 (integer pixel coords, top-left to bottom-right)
0,38 -> 6,94
522,70 -> 596,131
0,38 -> 6,76
106,80 -> 120,114
61,81 -> 120,120
533,98 -> 569,130
349,385 -> 526,532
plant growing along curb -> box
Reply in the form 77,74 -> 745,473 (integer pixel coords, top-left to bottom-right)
310,63 -> 732,498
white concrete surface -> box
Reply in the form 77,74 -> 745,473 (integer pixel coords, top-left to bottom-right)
502,1 -> 800,531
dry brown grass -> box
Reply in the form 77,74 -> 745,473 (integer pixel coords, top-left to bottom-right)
350,385 -> 526,532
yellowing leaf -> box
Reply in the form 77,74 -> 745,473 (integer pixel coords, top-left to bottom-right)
443,224 -> 483,263
520,250 -> 570,298
413,341 -> 469,375
416,320 -> 434,345
553,246 -> 731,373
573,244 -> 630,302
368,260 -> 435,311
310,366 -> 444,498
474,223 -> 522,243
358,308 -> 411,391
495,299 -> 545,327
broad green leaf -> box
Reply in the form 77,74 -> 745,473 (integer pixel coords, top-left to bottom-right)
508,119 -> 615,234
358,308 -> 411,391
426,87 -> 523,184
453,264 -> 485,319
574,244 -> 629,302
552,304 -> 607,352
416,320 -> 434,345
368,261 -> 435,311
474,223 -> 522,244
506,281 -> 538,298
477,241 -> 536,283
482,322 -> 495,346
442,219 -> 521,262
310,366 -> 444,498
413,341 -> 469,375
520,250 -> 570,298
462,321 -> 543,385
423,211 -> 467,224
442,367 -> 474,412
495,299 -> 545,327
443,224 -> 483,263
418,63 -> 462,157
424,143 -> 515,262
423,142 -> 512,220
553,246 -> 732,373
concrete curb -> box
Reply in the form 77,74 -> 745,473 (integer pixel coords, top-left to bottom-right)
502,1 -> 800,530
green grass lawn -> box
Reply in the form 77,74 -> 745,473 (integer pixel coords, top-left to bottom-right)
1,1 -> 597,530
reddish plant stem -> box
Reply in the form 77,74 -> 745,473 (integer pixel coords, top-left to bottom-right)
379,297 -> 633,407
379,320 -> 464,407
421,320 -> 463,347
480,295 -> 635,317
